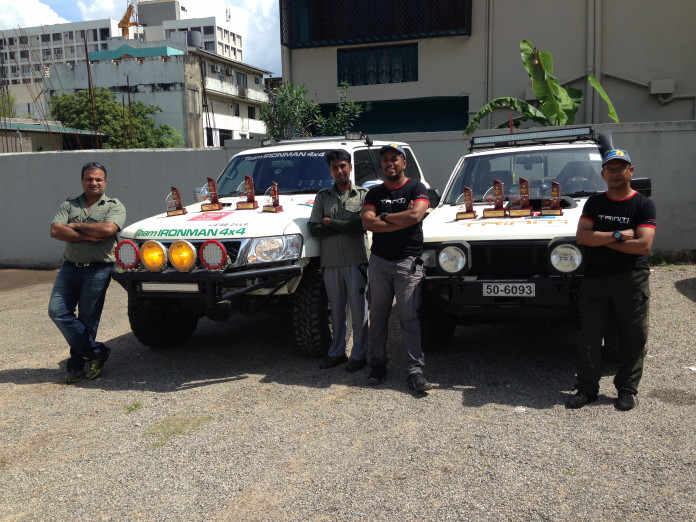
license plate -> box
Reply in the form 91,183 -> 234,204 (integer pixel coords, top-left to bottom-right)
482,283 -> 535,297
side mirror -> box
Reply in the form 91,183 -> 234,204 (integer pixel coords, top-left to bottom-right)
630,178 -> 651,197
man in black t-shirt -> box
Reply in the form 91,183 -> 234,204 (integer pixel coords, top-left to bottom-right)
362,144 -> 432,393
567,149 -> 657,411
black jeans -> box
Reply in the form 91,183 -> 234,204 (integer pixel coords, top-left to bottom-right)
576,269 -> 650,396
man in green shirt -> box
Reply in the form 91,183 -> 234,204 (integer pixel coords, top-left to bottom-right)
48,162 -> 126,383
309,150 -> 369,371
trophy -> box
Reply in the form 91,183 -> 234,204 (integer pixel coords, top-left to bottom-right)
508,177 -> 532,217
263,181 -> 284,213
482,179 -> 507,218
455,186 -> 477,220
236,175 -> 259,210
201,177 -> 223,211
167,187 -> 187,216
541,181 -> 563,216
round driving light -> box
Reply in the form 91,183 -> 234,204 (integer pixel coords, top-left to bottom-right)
200,240 -> 228,270
438,246 -> 466,274
115,240 -> 139,269
141,241 -> 168,272
550,243 -> 583,273
253,238 -> 283,262
169,240 -> 197,272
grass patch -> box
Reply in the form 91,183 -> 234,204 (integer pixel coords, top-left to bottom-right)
650,249 -> 696,266
125,400 -> 142,412
146,414 -> 212,448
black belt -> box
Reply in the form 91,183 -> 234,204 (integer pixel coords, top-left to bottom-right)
65,260 -> 114,268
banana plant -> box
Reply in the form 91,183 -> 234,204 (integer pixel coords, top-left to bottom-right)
465,40 -> 619,135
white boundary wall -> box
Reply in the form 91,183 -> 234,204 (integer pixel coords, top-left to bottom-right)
0,121 -> 693,268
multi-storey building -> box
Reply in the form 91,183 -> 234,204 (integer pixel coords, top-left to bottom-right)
280,0 -> 696,133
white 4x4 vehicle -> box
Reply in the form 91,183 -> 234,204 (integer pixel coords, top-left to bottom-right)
420,126 -> 651,350
112,134 -> 429,354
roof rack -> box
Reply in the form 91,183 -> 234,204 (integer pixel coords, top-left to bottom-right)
262,132 -> 373,147
469,126 -> 595,152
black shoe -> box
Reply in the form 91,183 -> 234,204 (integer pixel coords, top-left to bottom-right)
566,390 -> 598,409
84,346 -> 111,380
345,358 -> 367,372
368,364 -> 387,384
65,368 -> 85,384
616,391 -> 637,411
407,373 -> 432,393
319,355 -> 348,369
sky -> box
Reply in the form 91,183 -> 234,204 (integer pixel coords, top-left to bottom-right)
0,0 -> 282,75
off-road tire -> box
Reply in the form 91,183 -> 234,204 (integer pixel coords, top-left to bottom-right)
420,307 -> 457,352
128,295 -> 199,349
293,263 -> 331,356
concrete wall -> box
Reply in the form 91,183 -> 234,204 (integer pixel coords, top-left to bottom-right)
0,121 -> 693,268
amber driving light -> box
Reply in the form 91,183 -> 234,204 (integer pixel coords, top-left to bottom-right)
199,240 -> 228,270
140,241 -> 168,272
169,240 -> 197,272
115,240 -> 139,269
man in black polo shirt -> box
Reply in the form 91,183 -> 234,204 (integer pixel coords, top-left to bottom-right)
362,144 -> 432,392
567,149 -> 656,411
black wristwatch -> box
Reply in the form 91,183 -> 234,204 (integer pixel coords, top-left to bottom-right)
380,212 -> 389,222
613,230 -> 623,242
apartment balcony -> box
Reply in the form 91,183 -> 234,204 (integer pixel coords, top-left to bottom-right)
204,76 -> 268,103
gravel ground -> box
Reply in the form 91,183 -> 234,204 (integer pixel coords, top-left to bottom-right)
0,265 -> 695,521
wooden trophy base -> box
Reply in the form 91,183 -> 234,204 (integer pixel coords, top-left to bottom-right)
508,207 -> 532,218
455,211 -> 477,220
482,208 -> 506,218
540,208 -> 563,216
236,201 -> 259,210
263,205 -> 283,213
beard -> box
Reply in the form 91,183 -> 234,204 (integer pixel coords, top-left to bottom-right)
385,172 -> 402,182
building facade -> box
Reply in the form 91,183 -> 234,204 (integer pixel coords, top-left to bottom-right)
280,0 -> 696,134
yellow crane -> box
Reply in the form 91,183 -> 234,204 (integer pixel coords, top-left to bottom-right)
118,1 -> 139,38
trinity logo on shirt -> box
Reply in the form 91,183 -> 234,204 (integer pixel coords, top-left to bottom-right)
380,197 -> 407,205
598,214 -> 630,224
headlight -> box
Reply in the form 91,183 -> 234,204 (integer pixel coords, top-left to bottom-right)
245,235 -> 302,264
200,240 -> 229,270
141,241 -> 168,272
549,243 -> 583,273
169,240 -> 197,272
115,240 -> 139,269
438,246 -> 467,274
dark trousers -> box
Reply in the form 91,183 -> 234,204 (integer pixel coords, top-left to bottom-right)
576,269 -> 650,396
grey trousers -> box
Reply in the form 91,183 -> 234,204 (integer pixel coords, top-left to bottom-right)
367,254 -> 425,375
323,264 -> 369,360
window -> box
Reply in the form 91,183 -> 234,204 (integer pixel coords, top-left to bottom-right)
20,50 -> 28,59
191,27 -> 201,33
101,44 -> 108,50
8,38 -> 15,45
19,36 -> 28,44
238,35 -> 242,47
204,41 -> 215,51
248,106 -> 256,119
204,25 -> 215,35
41,34 -> 50,43
255,77 -> 260,84
232,103 -> 240,116
22,64 -> 30,74
100,28 -> 110,40
54,48 -> 62,59
52,33 -> 61,41
338,43 -> 417,86
42,49 -> 51,59
236,72 -> 247,87
219,129 -> 232,144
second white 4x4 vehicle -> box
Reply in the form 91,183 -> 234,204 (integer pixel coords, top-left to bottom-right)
112,134 -> 429,354
420,126 -> 651,350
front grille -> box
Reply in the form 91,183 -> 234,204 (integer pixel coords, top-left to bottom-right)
469,241 -> 548,278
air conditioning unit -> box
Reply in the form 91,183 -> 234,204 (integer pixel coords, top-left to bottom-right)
211,64 -> 220,73
225,67 -> 233,76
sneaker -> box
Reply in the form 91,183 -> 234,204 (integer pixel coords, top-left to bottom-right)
84,346 -> 111,380
65,368 -> 85,384
319,354 -> 348,369
368,364 -> 387,384
616,391 -> 637,411
407,373 -> 433,393
566,390 -> 598,409
345,358 -> 367,373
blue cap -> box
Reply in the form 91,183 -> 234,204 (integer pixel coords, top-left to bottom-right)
379,143 -> 406,157
602,149 -> 632,166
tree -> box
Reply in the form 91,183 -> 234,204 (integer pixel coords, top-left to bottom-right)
48,87 -> 184,148
260,82 -> 362,140
465,40 -> 619,135
0,90 -> 17,118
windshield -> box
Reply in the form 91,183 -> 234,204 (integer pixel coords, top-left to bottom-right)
217,150 -> 334,196
443,146 -> 606,204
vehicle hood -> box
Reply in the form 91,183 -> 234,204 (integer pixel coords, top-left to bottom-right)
423,199 -> 589,242
120,195 -> 318,242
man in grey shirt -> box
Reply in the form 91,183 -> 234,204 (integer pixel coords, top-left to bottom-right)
309,149 -> 369,371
